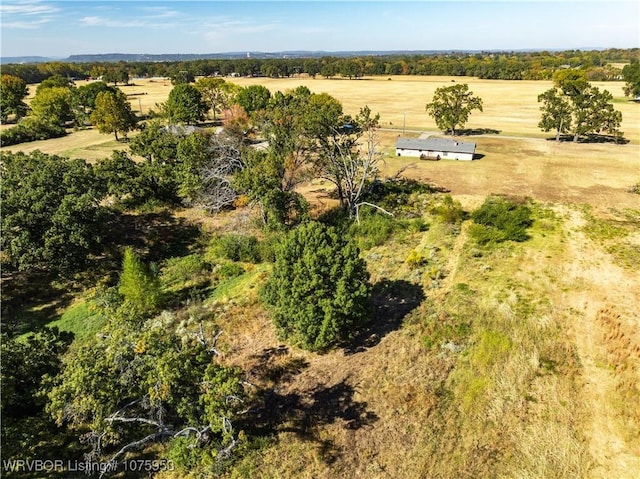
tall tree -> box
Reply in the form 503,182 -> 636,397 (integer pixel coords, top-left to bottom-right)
164,84 -> 207,125
622,60 -> 640,98
425,83 -> 483,136
235,85 -> 271,115
0,74 -> 28,122
0,151 -> 105,275
262,221 -> 371,351
195,77 -> 236,120
90,89 -> 137,140
537,88 -> 572,141
538,82 -> 623,142
315,106 -> 385,219
29,86 -> 73,126
71,81 -> 116,127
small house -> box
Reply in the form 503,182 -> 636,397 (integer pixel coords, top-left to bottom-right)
395,137 -> 476,161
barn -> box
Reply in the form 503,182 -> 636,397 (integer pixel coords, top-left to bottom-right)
395,137 -> 476,161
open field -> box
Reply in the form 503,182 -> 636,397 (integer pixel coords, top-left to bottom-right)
3,76 -> 639,212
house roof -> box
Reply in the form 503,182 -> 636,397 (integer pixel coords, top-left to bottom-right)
396,137 -> 476,154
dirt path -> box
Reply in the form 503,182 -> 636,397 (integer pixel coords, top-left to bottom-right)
560,207 -> 640,478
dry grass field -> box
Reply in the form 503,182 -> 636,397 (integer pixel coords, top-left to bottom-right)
3,75 -> 639,211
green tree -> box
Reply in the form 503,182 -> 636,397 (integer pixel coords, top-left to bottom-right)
538,82 -> 623,142
129,120 -> 179,162
90,89 -> 137,140
47,316 -> 244,468
29,86 -> 73,126
35,74 -> 73,93
102,67 -> 129,85
0,151 -> 105,275
195,77 -> 236,120
171,70 -> 196,85
71,81 -> 115,126
0,74 -> 28,121
235,84 -> 271,115
537,88 -> 572,141
1,328 -> 73,462
262,221 -> 371,351
425,83 -> 483,135
118,247 -> 162,315
621,60 -> 640,97
164,84 -> 207,125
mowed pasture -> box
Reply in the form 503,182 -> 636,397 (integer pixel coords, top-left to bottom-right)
3,75 -> 639,210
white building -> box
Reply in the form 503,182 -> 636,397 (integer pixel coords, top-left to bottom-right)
395,137 -> 476,161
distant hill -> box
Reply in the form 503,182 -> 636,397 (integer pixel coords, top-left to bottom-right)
0,56 -> 61,64
0,49 -> 584,65
1,51 -> 460,64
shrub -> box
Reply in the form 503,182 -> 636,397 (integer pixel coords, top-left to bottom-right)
348,210 -> 397,249
216,262 -> 245,280
208,234 -> 261,263
160,254 -> 208,287
0,119 -> 65,146
262,221 -> 371,351
431,194 -> 466,224
118,247 -> 162,315
470,196 -> 533,244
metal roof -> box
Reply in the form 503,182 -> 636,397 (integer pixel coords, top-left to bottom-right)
395,137 -> 476,154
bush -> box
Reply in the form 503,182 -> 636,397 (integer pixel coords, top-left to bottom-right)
0,120 -> 66,146
160,254 -> 209,287
348,210 -> 397,250
207,234 -> 262,263
431,194 -> 466,224
470,196 -> 533,244
262,221 -> 371,351
216,262 -> 245,280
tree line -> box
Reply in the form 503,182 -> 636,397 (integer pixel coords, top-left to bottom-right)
2,48 -> 639,85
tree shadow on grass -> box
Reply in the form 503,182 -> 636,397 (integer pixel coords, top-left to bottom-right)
344,279 -> 425,355
455,128 -> 501,136
239,346 -> 378,464
546,134 -> 629,144
0,270 -> 76,337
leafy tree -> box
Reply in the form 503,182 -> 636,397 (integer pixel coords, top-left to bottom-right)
0,151 -> 105,275
425,83 -> 483,135
621,60 -> 640,97
1,328 -> 73,462
94,151 -> 141,203
29,86 -> 73,126
164,84 -> 207,125
235,84 -> 271,115
233,149 -> 308,228
0,74 -> 28,121
102,67 -> 129,85
47,315 -> 244,468
35,74 -> 73,93
71,81 -> 116,126
129,120 -> 179,162
537,88 -> 572,141
118,247 -> 162,316
171,70 -> 196,85
262,221 -> 371,351
538,81 -> 623,142
195,77 -> 236,120
90,89 -> 137,140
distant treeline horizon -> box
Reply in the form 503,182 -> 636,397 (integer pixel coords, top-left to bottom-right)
2,48 -> 638,84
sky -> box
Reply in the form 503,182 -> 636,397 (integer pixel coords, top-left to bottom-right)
1,0 -> 639,58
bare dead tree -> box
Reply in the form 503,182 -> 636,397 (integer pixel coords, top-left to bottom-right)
317,107 -> 392,221
195,133 -> 245,212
